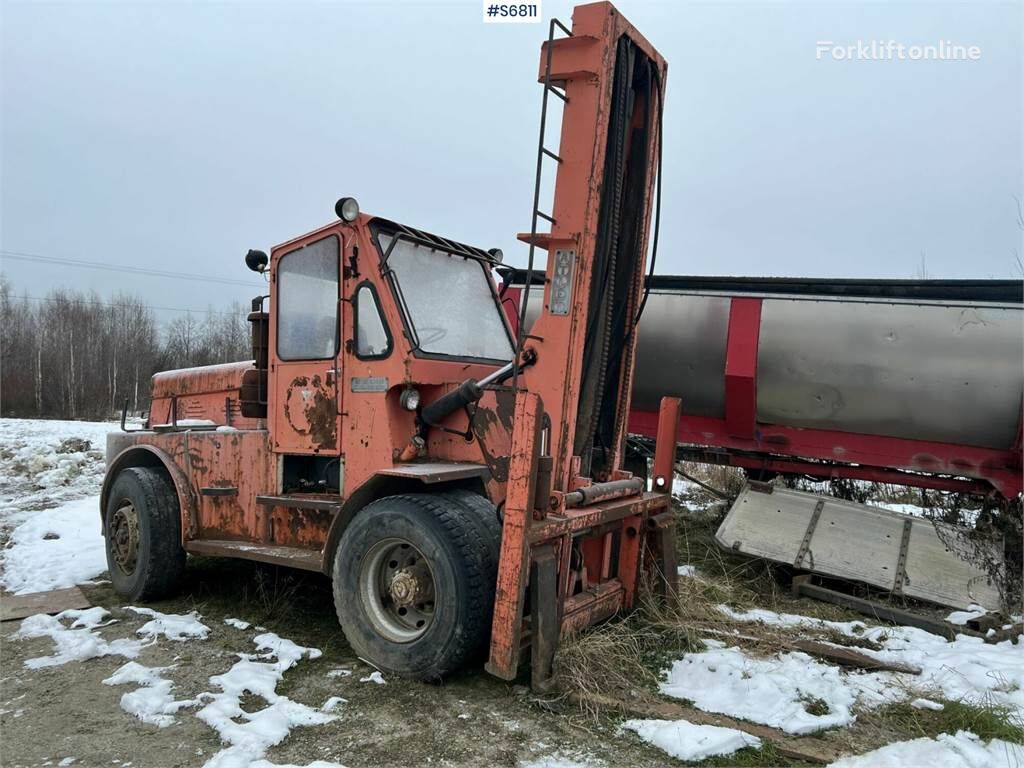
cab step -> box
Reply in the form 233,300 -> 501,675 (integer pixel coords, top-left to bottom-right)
186,539 -> 323,572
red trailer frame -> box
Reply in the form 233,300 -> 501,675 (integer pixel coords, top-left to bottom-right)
500,284 -> 1023,500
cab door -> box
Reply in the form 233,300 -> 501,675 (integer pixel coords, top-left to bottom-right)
269,233 -> 342,455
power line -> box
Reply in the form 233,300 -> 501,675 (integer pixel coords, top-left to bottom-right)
0,248 -> 264,288
12,294 -> 249,317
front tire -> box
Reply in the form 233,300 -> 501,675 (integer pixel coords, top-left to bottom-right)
332,493 -> 499,681
104,466 -> 186,601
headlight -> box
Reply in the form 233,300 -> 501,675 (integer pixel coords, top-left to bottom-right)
400,388 -> 421,411
335,196 -> 360,222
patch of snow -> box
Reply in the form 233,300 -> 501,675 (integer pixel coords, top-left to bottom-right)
677,564 -> 699,578
152,419 -> 217,428
58,759 -> 76,767
718,604 -> 1024,719
911,698 -> 945,711
196,631 -> 333,768
0,495 -> 106,595
359,671 -> 385,685
672,476 -> 699,497
946,605 -> 986,626
869,501 -> 931,518
248,762 -> 346,768
622,718 -> 761,762
658,645 -> 891,734
718,605 -> 869,636
12,608 -> 145,669
518,757 -> 604,768
102,662 -> 202,727
326,668 -> 352,678
827,730 -> 1024,768
320,696 -> 346,713
127,607 -> 210,641
0,418 -> 113,522
224,618 -> 251,631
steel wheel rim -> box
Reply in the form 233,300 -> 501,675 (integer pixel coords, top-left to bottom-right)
110,499 -> 140,576
358,537 -> 436,643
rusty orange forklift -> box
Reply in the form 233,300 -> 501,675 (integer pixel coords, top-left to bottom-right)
102,1 -> 680,686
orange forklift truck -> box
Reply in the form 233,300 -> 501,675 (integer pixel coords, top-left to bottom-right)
102,1 -> 680,688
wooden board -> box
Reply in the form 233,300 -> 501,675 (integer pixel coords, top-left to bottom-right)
716,485 -> 1002,611
0,586 -> 91,622
572,690 -> 841,764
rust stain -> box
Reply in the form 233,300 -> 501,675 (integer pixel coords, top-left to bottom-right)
282,375 -> 336,449
472,404 -> 511,483
305,388 -> 337,450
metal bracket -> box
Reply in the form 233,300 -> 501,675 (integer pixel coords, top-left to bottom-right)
793,498 -> 825,569
893,518 -> 913,594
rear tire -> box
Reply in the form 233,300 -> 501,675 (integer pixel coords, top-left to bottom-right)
332,493 -> 498,681
104,466 -> 186,601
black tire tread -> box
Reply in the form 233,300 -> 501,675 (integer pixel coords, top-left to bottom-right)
437,489 -> 502,575
107,466 -> 186,601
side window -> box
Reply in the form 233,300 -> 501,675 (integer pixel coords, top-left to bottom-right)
277,236 -> 339,361
354,283 -> 392,359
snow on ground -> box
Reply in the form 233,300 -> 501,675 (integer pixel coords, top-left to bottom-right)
1,495 -> 107,594
11,607 -> 146,669
826,730 -> 1024,768
359,671 -> 385,685
12,605 -> 343,768
196,632 -> 338,768
102,661 -> 203,728
0,418 -> 113,520
657,640 -> 891,734
869,501 -> 931,518
0,417 -> 117,594
946,605 -> 987,626
127,606 -> 210,641
671,476 -> 700,498
717,605 -> 1024,720
518,756 -> 604,768
225,617 -> 253,630
621,718 -> 761,761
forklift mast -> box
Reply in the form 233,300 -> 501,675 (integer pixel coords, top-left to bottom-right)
487,2 -> 676,684
516,2 -> 665,486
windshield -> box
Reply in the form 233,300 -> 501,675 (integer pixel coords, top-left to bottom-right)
378,233 -> 514,361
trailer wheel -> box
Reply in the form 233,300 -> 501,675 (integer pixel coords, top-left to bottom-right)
333,493 -> 498,680
104,466 -> 186,601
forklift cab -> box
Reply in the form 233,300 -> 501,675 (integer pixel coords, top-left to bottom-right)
247,199 -> 515,494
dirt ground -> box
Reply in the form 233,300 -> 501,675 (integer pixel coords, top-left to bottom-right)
1,556 -> 672,768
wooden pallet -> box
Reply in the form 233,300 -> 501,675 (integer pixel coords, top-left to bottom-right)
716,484 -> 1002,611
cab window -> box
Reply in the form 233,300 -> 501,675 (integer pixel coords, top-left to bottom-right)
277,236 -> 339,360
354,282 -> 392,359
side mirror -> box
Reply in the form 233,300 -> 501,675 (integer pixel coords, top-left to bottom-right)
245,249 -> 269,273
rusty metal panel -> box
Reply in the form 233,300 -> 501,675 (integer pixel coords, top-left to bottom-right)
375,462 -> 490,484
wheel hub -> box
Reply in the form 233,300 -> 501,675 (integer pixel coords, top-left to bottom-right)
110,501 -> 140,575
359,538 -> 437,643
388,564 -> 433,607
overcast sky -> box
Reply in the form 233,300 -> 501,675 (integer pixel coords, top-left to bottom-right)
2,0 -> 1021,320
